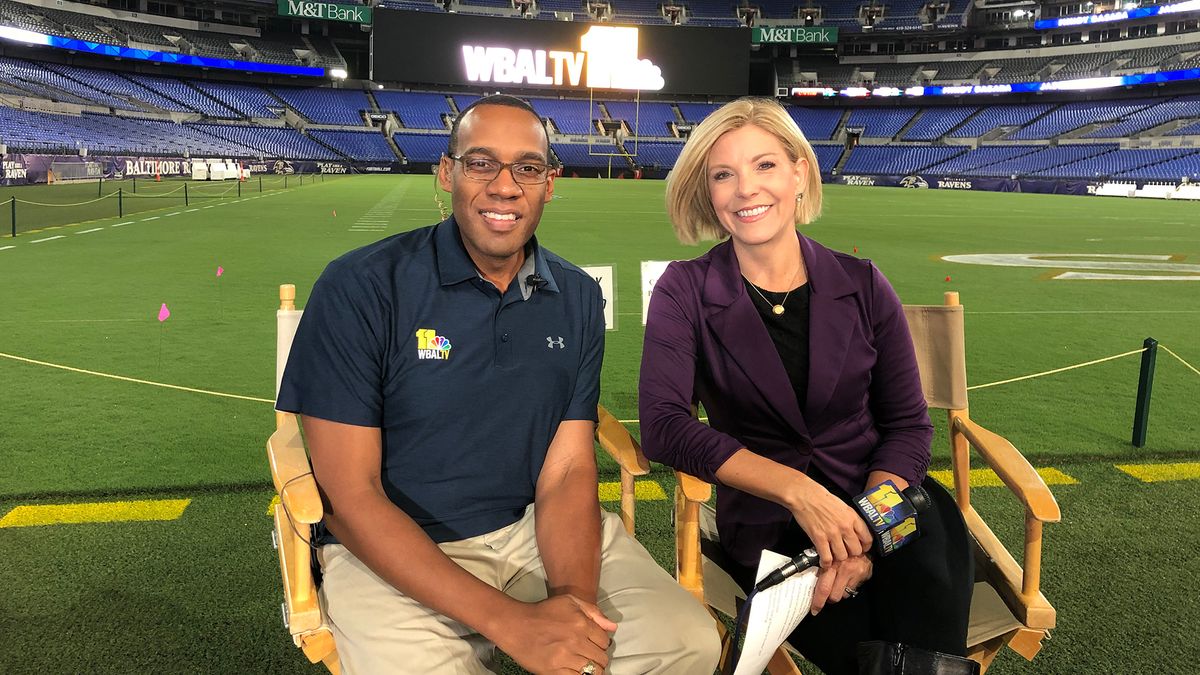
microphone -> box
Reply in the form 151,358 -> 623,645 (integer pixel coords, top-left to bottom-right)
753,480 -> 930,592
754,548 -> 820,593
526,273 -> 547,292
852,480 -> 930,557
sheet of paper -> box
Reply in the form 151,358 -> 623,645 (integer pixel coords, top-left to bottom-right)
731,549 -> 818,675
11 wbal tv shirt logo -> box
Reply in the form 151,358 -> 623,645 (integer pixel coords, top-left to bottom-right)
415,329 -> 452,360
461,26 -> 665,91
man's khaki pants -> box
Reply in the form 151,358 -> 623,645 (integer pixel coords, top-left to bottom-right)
318,505 -> 722,674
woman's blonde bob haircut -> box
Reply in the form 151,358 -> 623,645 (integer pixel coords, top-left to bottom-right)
666,97 -> 823,245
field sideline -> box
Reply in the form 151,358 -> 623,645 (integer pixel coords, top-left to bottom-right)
1,175 -> 1197,673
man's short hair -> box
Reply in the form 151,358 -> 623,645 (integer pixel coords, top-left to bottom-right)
447,94 -> 553,161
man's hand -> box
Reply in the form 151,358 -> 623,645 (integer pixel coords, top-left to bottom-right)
810,555 -> 873,615
492,595 -> 617,675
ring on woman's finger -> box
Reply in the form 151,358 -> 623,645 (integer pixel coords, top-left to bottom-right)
581,661 -> 597,675
844,586 -> 859,599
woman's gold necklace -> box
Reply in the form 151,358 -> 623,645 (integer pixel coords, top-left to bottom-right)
747,266 -> 802,316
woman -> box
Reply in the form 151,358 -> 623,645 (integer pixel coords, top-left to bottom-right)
639,98 -> 975,675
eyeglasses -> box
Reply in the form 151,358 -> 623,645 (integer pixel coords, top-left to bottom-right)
449,155 -> 554,185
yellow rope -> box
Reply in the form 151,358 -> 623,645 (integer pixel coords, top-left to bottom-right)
1161,345 -> 1200,378
15,193 -> 116,207
966,348 -> 1148,391
0,350 -> 274,404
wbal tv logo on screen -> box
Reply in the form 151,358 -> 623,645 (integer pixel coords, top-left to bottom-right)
277,0 -> 372,24
461,26 -> 665,91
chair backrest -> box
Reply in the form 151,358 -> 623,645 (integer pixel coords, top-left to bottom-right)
276,283 -> 303,429
902,292 -> 968,412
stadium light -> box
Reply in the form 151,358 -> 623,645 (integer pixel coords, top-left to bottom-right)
330,68 -> 348,80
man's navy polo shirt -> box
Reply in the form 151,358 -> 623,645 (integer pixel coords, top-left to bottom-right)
276,216 -> 604,543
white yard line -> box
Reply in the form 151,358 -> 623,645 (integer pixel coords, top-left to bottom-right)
76,228 -> 104,234
0,245 -> 15,252
164,212 -> 181,217
141,216 -> 160,221
30,235 -> 65,243
111,221 -> 134,227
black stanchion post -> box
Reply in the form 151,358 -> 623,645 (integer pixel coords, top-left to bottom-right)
132,177 -> 137,194
1132,337 -> 1158,447
119,188 -> 123,217
98,176 -> 103,198
238,180 -> 241,198
185,182 -> 189,206
259,175 -> 262,193
285,175 -> 288,189
9,196 -> 15,237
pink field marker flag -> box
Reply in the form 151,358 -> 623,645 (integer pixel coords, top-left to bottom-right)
216,266 -> 224,277
158,303 -> 171,322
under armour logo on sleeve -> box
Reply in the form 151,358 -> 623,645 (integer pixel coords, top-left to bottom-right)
546,336 -> 565,349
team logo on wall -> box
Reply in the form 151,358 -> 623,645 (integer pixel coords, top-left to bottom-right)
942,253 -> 1200,281
461,25 -> 664,91
899,175 -> 929,189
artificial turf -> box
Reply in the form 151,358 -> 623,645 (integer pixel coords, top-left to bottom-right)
1,175 -> 1198,673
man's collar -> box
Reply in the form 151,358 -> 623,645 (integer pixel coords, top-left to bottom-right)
434,216 -> 559,297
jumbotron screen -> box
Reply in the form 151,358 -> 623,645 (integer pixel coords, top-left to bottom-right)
372,9 -> 750,96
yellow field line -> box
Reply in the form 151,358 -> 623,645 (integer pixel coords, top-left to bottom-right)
0,499 -> 190,528
929,467 -> 1078,488
0,350 -> 274,404
1115,462 -> 1200,483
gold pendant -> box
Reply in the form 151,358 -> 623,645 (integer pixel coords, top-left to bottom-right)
772,305 -> 785,316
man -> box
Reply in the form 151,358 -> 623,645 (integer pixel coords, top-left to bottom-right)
277,95 -> 720,675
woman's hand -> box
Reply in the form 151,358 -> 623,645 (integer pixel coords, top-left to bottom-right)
786,473 -> 874,568
810,555 -> 873,615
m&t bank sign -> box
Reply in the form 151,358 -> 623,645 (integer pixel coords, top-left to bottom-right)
752,26 -> 839,44
278,0 -> 372,24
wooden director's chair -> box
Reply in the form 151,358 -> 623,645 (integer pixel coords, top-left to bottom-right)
265,284 -> 652,673
602,292 -> 1060,674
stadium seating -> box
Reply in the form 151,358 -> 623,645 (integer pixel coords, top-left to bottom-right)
191,124 -> 340,159
190,81 -> 285,119
788,107 -> 844,141
1085,96 -> 1200,138
309,130 -> 398,162
812,144 -> 845,172
529,98 -> 603,135
393,132 -> 451,163
902,107 -> 980,141
124,73 -> 244,118
603,101 -> 680,138
273,88 -> 372,126
921,146 -> 1043,175
1030,148 -> 1197,179
1008,101 -> 1155,140
845,107 -> 921,138
949,104 -> 1053,138
842,145 -> 967,175
969,144 -> 1117,177
373,91 -> 452,130
626,139 -> 684,167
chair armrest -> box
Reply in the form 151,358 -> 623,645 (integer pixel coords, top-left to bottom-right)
267,414 -> 323,524
596,405 -> 651,477
675,470 -> 713,504
952,417 -> 1060,523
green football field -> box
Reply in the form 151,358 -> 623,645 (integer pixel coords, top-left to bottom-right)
1,174 -> 1198,673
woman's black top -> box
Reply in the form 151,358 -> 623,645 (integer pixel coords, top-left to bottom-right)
742,277 -> 811,411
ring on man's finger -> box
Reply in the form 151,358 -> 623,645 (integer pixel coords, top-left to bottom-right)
581,661 -> 597,675
844,586 -> 859,599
